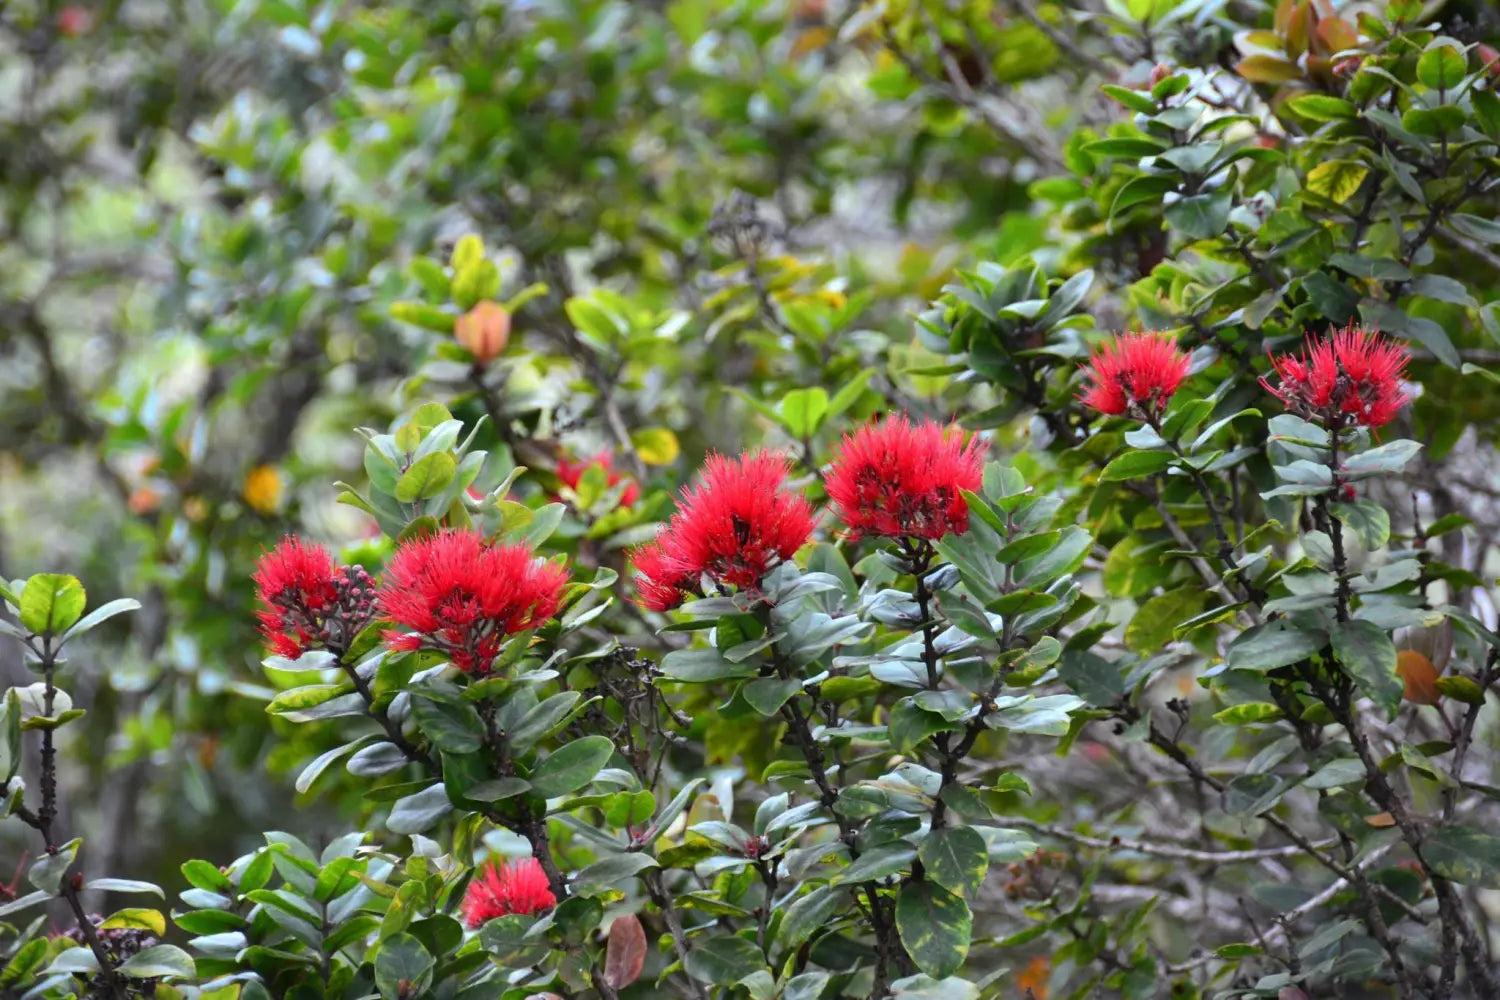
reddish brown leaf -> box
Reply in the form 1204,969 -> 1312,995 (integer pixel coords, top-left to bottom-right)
604,913 -> 647,990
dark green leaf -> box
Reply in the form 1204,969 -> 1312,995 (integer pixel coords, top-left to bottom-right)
1225,624 -> 1327,672
1332,620 -> 1401,716
683,935 -> 765,985
374,933 -> 434,1000
1424,826 -> 1500,888
117,945 -> 196,979
1098,450 -> 1173,481
385,784 -> 452,835
1331,500 -> 1390,550
918,827 -> 988,900
409,697 -> 485,754
529,735 -> 614,797
896,882 -> 971,979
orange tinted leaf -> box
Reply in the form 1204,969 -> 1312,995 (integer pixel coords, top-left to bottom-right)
1396,650 -> 1441,706
604,913 -> 647,989
1316,16 -> 1358,54
1237,55 -> 1303,83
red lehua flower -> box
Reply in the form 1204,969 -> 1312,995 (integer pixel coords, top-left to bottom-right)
379,530 -> 568,674
826,415 -> 985,541
461,857 -> 556,927
629,541 -> 698,613
628,451 -> 816,610
1261,324 -> 1410,428
1078,332 -> 1192,417
254,537 -> 376,658
557,451 -> 640,507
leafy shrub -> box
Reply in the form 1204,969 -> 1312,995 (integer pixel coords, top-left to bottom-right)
5,2 -> 1500,999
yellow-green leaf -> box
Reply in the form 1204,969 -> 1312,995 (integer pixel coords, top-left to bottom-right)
101,909 -> 166,937
631,427 -> 680,466
1306,159 -> 1369,205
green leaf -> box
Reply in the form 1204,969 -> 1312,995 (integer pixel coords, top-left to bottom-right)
385,784 -> 452,835
29,839 -> 79,894
1125,589 -> 1204,653
779,885 -> 843,949
836,844 -> 917,884
1435,675 -> 1485,705
896,882 -> 971,979
918,827 -> 989,900
1164,191 -> 1231,239
683,935 -> 765,985
390,301 -> 456,333
117,944 -> 196,979
451,235 -> 484,271
1098,450 -> 1173,481
1110,174 -> 1176,217
631,427 -> 680,466
1086,137 -> 1168,157
1305,159 -> 1369,205
779,388 -> 829,437
19,574 -> 86,635
1015,526 -> 1091,587
889,975 -> 980,1000
1332,620 -> 1402,716
465,777 -> 530,801
394,453 -> 457,502
46,947 -> 100,976
572,853 -> 659,894
529,735 -> 614,797
374,933 -> 435,1000
1288,94 -> 1356,121
62,598 -> 141,638
1448,213 -> 1500,244
409,697 -> 485,754
102,908 -> 167,936
509,692 -> 583,752
1424,826 -> 1500,888
1059,651 -> 1125,707
888,699 -> 959,754
84,878 -> 163,898
660,648 -> 755,682
1212,702 -> 1284,725
566,296 -> 626,343
741,677 -> 801,716
179,860 -> 232,898
451,259 -> 500,309
1304,757 -> 1365,790
295,740 -> 365,795
1101,84 -> 1158,114
1331,500 -> 1390,550
266,683 -> 354,716
1340,438 -> 1422,477
1416,43 -> 1466,90
1225,624 -> 1327,672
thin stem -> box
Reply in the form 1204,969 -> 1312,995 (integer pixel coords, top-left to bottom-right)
766,622 -> 902,996
16,636 -> 126,998
643,870 -> 709,1000
340,661 -> 436,771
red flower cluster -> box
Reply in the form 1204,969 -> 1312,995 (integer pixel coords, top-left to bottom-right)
557,451 -> 640,507
254,537 -> 377,658
628,451 -> 816,611
1079,333 -> 1191,417
379,530 -> 568,674
1261,324 -> 1410,428
461,857 -> 556,927
826,416 -> 985,541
